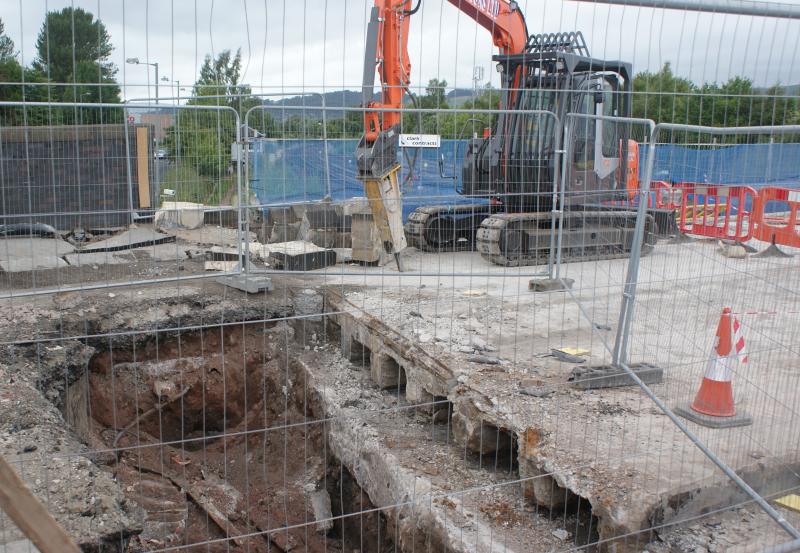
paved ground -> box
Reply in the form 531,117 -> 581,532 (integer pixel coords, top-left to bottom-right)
1,226 -> 797,551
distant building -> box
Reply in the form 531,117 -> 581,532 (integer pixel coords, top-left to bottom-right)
137,112 -> 175,141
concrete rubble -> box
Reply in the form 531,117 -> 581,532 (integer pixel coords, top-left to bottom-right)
0,218 -> 797,553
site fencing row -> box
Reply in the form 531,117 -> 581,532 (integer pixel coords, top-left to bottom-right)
1,102 -> 799,553
0,101 -> 244,297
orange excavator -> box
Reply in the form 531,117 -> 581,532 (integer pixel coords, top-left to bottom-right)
356,0 -> 655,268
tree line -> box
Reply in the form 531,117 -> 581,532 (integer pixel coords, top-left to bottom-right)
1,7 -> 798,149
0,9 -> 121,125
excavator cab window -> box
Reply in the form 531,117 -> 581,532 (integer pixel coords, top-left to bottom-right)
518,88 -> 559,153
600,77 -> 621,157
571,80 -> 600,169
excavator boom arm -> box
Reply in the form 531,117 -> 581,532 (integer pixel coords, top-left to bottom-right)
363,0 -> 528,140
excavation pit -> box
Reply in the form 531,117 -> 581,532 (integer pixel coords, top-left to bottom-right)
65,321 -> 395,552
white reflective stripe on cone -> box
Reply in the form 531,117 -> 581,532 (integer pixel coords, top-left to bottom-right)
705,355 -> 732,382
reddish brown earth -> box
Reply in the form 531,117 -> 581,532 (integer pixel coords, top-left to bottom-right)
80,322 -> 388,553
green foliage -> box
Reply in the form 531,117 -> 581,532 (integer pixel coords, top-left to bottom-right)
189,49 -> 261,115
163,49 -> 267,185
0,18 -> 16,60
31,7 -> 120,104
633,63 -> 799,142
260,82 -> 503,141
403,81 -> 500,139
160,163 -> 234,205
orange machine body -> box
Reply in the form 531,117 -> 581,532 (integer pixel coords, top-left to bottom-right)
364,0 -> 528,143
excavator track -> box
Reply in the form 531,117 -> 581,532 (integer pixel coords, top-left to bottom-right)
404,204 -> 491,252
476,210 -> 655,267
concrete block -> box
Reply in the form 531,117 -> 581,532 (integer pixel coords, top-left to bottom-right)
675,404 -> 753,428
154,201 -> 205,230
215,274 -> 273,294
268,241 -> 337,271
405,377 -> 434,405
351,210 -> 392,265
308,489 -> 333,533
451,401 -> 511,455
520,465 -> 568,510
529,278 -> 575,292
332,248 -> 353,264
569,362 -> 663,390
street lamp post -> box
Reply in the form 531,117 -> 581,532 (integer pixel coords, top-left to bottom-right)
126,57 -> 159,103
161,76 -> 184,104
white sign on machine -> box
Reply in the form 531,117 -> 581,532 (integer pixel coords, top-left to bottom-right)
399,134 -> 441,148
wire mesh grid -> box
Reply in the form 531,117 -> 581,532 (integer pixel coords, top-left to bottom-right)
1,1 -> 800,553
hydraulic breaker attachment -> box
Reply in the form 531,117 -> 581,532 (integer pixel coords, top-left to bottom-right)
362,165 -> 407,271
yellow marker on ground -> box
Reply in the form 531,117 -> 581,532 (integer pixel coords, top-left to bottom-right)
775,494 -> 800,514
556,347 -> 590,357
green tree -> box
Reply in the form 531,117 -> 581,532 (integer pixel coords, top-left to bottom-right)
32,7 -> 120,103
419,78 -> 449,109
0,18 -> 15,60
0,23 -> 52,125
190,48 -> 261,115
632,62 -> 695,125
162,49 -> 269,202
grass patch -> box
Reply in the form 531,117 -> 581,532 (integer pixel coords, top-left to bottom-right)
159,163 -> 235,206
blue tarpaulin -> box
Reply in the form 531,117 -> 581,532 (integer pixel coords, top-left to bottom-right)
249,139 -> 800,221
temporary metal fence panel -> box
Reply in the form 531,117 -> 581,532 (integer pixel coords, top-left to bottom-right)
0,102 -> 243,297
2,1 -> 800,552
613,123 -> 800,544
243,104 -> 562,279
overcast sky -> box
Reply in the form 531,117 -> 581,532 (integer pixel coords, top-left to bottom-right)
2,0 -> 800,101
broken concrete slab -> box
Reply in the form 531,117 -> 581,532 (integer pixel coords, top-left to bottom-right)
144,244 -> 189,261
0,237 -> 74,272
64,251 -> 129,266
164,225 -> 255,248
216,274 -> 274,294
268,241 -> 337,271
569,363 -> 664,389
81,227 -> 175,253
64,244 -> 188,267
205,260 -> 238,272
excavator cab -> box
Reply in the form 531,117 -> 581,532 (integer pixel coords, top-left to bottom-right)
406,32 -> 654,264
461,32 -> 633,212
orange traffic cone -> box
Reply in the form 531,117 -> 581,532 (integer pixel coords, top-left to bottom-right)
676,307 -> 752,428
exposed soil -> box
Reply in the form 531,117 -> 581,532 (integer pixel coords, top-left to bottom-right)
69,321 -> 393,553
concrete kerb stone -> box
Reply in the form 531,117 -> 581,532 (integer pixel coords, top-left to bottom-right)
674,404 -> 753,429
215,274 -> 274,294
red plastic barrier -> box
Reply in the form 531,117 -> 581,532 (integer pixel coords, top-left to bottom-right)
651,181 -> 682,209
678,184 -> 757,242
751,187 -> 800,248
